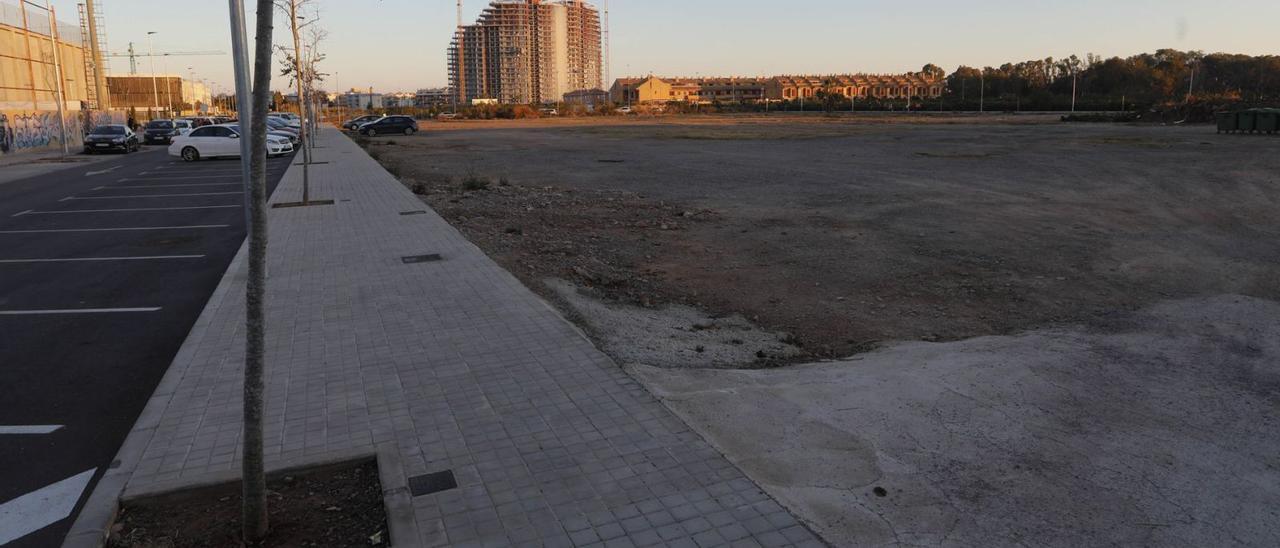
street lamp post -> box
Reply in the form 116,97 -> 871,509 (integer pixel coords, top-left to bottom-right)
41,1 -> 69,155
147,31 -> 160,118
979,70 -> 985,113
187,66 -> 196,115
162,53 -> 173,115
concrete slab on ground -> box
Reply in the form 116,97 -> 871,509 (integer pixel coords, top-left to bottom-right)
632,294 -> 1280,547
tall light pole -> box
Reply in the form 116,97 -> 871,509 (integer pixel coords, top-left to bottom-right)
334,71 -> 342,124
43,1 -> 69,155
1186,60 -> 1196,104
187,66 -> 196,115
979,70 -> 985,113
1071,71 -> 1077,113
147,31 -> 160,117
162,53 -> 174,115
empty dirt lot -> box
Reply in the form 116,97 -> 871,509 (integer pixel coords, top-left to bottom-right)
362,114 -> 1280,546
366,114 -> 1279,363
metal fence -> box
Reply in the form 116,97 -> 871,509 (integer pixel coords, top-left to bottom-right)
0,1 -> 83,43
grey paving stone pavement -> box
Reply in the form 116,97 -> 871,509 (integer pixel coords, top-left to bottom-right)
85,128 -> 821,547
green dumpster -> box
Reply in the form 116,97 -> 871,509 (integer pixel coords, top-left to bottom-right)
1216,111 -> 1239,133
1237,109 -> 1259,133
1257,109 -> 1280,134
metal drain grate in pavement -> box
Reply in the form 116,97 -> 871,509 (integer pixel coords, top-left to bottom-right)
408,470 -> 458,497
402,254 -> 443,264
399,210 -> 427,216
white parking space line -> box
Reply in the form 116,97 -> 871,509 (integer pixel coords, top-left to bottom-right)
0,308 -> 161,315
0,425 -> 63,434
0,255 -> 204,264
11,210 -> 33,217
98,183 -> 241,189
84,166 -> 121,177
0,225 -> 229,234
20,205 -> 240,214
0,468 -> 96,545
62,192 -> 242,200
121,175 -> 241,181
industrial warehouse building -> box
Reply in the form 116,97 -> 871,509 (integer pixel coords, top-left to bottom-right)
610,74 -> 946,105
106,75 -> 211,115
449,0 -> 604,105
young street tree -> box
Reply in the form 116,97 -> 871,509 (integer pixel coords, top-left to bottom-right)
241,0 -> 276,541
279,0 -> 315,203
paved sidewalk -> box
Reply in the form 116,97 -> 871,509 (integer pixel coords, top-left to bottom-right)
68,128 -> 821,547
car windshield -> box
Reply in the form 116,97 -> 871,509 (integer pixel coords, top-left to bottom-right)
91,126 -> 125,135
226,125 -> 278,139
146,121 -> 174,129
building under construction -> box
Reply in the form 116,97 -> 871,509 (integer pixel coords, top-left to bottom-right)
449,0 -> 603,105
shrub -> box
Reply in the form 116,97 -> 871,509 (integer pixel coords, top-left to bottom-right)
462,176 -> 490,191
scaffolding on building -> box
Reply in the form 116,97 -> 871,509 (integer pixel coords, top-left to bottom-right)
76,0 -> 109,109
449,0 -> 602,106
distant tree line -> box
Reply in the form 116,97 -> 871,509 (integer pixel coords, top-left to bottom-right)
943,49 -> 1280,112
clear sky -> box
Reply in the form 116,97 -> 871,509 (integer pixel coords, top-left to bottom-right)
47,0 -> 1280,95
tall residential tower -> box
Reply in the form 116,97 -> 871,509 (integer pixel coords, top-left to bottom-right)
449,0 -> 603,105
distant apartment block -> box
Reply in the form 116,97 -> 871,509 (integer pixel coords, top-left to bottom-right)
340,89 -> 384,110
449,0 -> 603,105
415,87 -> 450,107
768,74 -> 944,101
610,76 -> 768,105
610,74 -> 945,105
384,92 -> 416,108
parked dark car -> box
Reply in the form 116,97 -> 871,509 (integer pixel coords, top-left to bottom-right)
360,115 -> 418,136
142,119 -> 180,145
83,125 -> 140,154
343,115 -> 383,131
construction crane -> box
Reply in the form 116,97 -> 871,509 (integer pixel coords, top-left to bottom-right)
104,43 -> 225,75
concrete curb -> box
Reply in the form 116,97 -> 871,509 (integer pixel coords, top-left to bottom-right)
61,142 -> 417,548
375,442 -> 420,547
62,239 -> 250,548
62,145 -> 292,547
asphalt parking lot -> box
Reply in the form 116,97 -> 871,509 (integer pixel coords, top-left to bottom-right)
0,145 -> 291,547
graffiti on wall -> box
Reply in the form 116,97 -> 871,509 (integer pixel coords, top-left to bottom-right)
0,110 -> 122,155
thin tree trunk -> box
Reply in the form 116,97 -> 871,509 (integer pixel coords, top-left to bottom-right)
242,0 -> 274,542
288,0 -> 311,204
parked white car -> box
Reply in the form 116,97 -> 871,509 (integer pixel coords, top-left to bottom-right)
173,119 -> 195,135
167,124 -> 293,161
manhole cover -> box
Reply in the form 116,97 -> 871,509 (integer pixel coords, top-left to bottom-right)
408,470 -> 457,497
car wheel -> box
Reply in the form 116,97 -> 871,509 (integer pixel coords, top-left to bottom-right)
404,127 -> 415,135
181,147 -> 200,162
366,128 -> 377,137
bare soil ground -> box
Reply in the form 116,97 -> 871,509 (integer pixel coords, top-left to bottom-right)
108,460 -> 386,547
358,114 -> 1280,546
363,113 -> 1280,365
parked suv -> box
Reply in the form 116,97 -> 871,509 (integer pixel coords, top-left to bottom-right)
360,116 -> 418,136
143,119 -> 181,145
